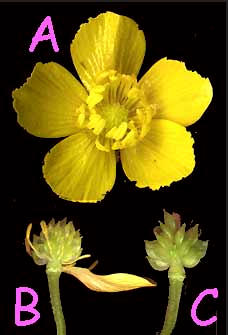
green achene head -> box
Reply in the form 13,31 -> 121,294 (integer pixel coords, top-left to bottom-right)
145,210 -> 208,275
25,218 -> 90,272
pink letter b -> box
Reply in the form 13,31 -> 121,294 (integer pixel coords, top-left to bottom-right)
15,287 -> 40,326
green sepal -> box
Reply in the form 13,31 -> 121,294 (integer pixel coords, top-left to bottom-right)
182,240 -> 208,268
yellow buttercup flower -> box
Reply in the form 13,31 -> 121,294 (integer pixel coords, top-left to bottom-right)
13,12 -> 213,203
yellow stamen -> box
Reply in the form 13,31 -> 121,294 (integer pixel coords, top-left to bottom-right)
88,260 -> 99,271
77,254 -> 91,261
40,221 -> 53,255
25,224 -> 43,258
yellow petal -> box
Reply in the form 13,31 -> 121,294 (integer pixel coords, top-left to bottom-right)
43,131 -> 116,202
71,11 -> 146,90
13,62 -> 88,138
139,58 -> 213,126
63,266 -> 156,292
121,119 -> 195,190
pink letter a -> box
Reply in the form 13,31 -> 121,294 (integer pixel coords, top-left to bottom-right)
29,16 -> 59,52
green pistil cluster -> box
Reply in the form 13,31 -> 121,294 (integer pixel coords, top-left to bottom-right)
101,103 -> 128,131
27,218 -> 84,272
145,210 -> 208,278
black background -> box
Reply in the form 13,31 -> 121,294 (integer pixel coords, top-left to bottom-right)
2,2 -> 226,335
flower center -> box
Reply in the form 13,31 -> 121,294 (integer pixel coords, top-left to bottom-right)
100,104 -> 128,131
75,70 -> 156,152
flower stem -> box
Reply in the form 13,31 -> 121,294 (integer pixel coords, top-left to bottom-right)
160,275 -> 184,335
46,270 -> 66,335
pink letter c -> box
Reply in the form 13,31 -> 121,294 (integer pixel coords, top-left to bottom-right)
191,288 -> 218,326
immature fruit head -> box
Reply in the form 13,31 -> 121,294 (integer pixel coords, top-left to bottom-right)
145,210 -> 208,272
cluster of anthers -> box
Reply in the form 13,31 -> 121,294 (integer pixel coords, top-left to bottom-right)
75,70 -> 156,151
